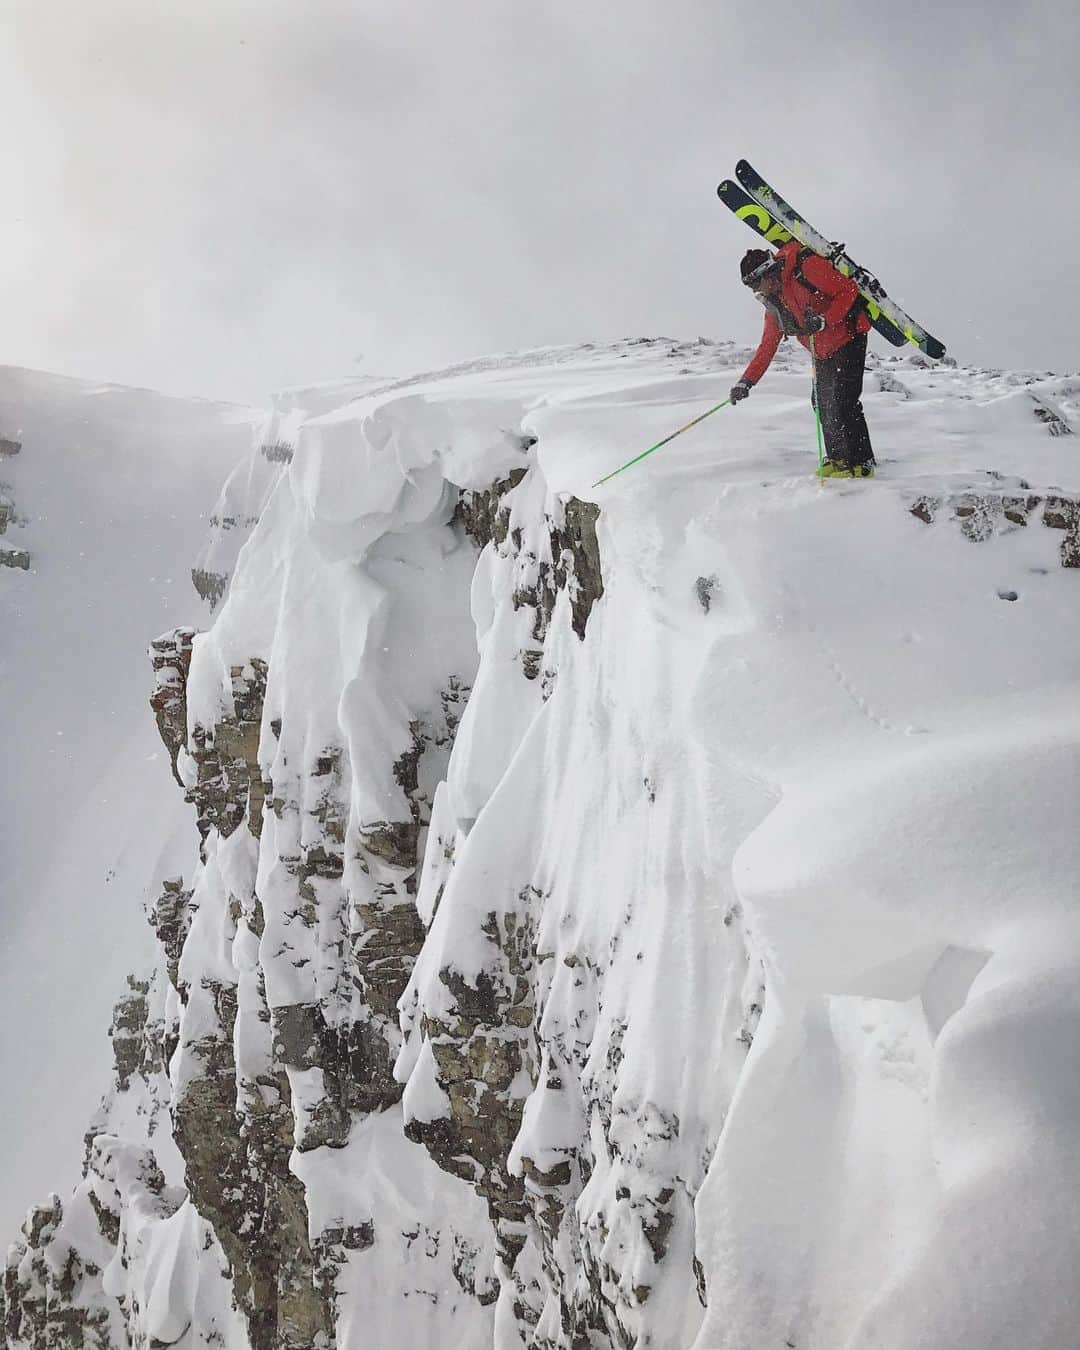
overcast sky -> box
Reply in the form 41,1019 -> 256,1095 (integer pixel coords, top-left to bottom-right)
1,1 -> 1078,404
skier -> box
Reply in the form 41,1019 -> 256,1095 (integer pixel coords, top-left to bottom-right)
730,244 -> 876,478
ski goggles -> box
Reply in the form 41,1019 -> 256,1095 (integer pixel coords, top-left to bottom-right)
742,257 -> 781,289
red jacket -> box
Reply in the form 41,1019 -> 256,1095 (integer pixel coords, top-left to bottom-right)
740,240 -> 871,386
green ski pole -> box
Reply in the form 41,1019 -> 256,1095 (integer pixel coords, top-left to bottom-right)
809,334 -> 826,470
592,398 -> 732,488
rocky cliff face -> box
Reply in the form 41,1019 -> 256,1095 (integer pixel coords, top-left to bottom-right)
142,385 -> 622,1346
393,442 -> 761,1348
136,566 -> 501,1347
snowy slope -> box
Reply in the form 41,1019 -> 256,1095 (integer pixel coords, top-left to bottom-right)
0,368 -> 258,1234
5,339 -> 1080,1350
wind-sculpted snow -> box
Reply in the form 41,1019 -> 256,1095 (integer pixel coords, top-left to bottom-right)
5,340 -> 1080,1350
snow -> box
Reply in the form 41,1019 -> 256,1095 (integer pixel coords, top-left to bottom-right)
6,336 -> 1080,1348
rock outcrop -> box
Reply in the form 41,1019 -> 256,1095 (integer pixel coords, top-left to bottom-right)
910,484 -> 1080,566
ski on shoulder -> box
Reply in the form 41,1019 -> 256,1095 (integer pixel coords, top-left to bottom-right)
720,162 -> 946,359
719,179 -> 908,349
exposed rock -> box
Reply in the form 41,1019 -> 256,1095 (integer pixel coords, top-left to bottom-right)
0,441 -> 28,567
109,977 -> 151,1090
172,959 -> 333,1350
1043,495 -> 1080,567
359,819 -> 416,870
262,440 -> 294,464
186,658 -> 268,842
695,575 -> 718,614
552,498 -> 604,641
455,471 -> 604,643
148,876 -> 195,1003
191,567 -> 228,608
909,488 -> 1080,565
152,651 -> 335,1350
405,903 -> 538,1308
505,490 -> 605,647
270,1003 -> 407,1144
149,627 -> 196,786
454,468 -> 528,549
1029,394 -> 1074,436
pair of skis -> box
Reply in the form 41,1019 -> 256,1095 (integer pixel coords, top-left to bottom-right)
718,160 -> 946,360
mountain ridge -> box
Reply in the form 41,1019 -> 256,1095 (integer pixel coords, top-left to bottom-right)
3,341 -> 1079,1350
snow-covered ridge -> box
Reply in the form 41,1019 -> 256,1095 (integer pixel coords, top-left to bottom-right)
5,339 -> 1080,1350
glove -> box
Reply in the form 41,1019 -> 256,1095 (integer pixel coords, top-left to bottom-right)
730,380 -> 751,404
805,313 -> 826,334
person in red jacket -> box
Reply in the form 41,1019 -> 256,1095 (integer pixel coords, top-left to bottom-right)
731,243 -> 876,478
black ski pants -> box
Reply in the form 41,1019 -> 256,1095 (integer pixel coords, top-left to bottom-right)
811,332 -> 874,468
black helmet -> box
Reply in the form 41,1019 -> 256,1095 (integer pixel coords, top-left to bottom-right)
740,248 -> 780,287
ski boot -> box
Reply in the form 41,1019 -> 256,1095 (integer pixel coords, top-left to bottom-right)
816,459 -> 875,480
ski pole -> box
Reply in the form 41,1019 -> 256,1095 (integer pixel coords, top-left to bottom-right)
591,398 -> 732,488
809,335 -> 826,469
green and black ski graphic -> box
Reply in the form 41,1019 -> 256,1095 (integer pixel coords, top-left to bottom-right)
717,179 -> 797,248
731,161 -> 946,359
